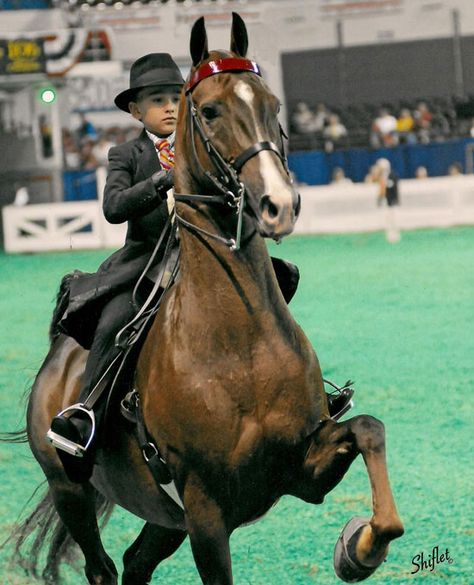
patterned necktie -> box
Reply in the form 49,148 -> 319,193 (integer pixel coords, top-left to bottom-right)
155,139 -> 174,171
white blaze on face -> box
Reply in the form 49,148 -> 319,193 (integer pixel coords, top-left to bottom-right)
233,80 -> 291,202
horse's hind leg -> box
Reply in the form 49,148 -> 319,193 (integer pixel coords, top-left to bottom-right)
48,477 -> 118,584
302,415 -> 404,582
122,522 -> 187,584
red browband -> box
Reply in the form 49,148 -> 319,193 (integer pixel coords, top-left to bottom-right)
185,58 -> 262,93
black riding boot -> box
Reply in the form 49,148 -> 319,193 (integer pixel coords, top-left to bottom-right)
48,290 -> 136,482
271,256 -> 300,304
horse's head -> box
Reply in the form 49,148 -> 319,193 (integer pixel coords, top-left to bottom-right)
176,13 -> 300,244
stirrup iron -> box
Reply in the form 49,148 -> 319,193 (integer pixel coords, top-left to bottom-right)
46,404 -> 96,458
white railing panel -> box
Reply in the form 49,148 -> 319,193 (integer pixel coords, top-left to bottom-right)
3,201 -> 103,253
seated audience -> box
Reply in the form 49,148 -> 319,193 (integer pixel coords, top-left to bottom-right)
396,109 -> 416,144
371,108 -> 398,148
313,102 -> 330,133
414,102 -> 433,144
291,101 -> 317,135
331,166 -> 352,184
323,114 -> 348,152
448,162 -> 463,176
415,166 -> 428,179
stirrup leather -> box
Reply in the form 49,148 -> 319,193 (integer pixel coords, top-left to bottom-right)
46,404 -> 96,458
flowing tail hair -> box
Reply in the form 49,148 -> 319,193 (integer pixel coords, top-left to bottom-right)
1,483 -> 114,583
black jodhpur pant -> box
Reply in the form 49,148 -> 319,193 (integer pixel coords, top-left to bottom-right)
78,288 -> 137,405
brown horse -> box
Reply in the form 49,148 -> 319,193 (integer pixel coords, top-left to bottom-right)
10,13 -> 403,585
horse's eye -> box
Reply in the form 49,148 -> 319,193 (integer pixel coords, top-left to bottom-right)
201,105 -> 219,121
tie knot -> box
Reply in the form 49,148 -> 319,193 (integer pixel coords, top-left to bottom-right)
155,139 -> 170,152
155,138 -> 174,170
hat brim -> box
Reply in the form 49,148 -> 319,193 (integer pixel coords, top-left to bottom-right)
114,82 -> 183,112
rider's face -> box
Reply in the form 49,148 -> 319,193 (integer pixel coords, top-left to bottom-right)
129,86 -> 181,137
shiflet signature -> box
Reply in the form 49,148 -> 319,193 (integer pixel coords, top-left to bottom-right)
411,546 -> 453,574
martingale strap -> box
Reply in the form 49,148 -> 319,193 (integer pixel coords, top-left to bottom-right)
186,57 -> 261,93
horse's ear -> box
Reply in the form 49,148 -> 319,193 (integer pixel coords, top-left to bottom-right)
230,12 -> 248,57
190,16 -> 209,66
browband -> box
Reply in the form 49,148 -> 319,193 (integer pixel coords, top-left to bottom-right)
186,57 -> 262,93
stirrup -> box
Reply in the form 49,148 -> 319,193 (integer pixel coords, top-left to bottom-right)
324,379 -> 355,421
46,404 -> 96,458
332,396 -> 354,421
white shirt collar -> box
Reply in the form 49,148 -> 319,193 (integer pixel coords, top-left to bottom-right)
146,130 -> 175,148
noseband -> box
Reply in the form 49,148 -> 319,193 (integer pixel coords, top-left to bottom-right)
174,57 -> 289,251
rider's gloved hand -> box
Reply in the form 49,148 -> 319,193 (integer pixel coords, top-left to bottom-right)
151,170 -> 174,195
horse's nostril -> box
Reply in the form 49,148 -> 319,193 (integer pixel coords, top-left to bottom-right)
260,195 -> 280,220
294,192 -> 301,218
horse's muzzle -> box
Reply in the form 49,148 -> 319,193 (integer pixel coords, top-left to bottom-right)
258,187 -> 300,239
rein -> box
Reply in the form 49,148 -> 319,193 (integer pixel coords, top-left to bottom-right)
174,57 -> 288,251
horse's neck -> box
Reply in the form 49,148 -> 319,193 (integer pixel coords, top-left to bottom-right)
176,203 -> 289,322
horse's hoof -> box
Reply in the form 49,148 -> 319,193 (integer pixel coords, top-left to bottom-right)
334,516 -> 385,583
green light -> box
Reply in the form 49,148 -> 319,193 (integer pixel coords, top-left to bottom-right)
40,88 -> 56,104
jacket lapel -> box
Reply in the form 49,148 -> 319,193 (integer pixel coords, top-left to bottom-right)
135,128 -> 161,180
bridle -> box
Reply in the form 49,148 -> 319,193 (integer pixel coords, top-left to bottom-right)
174,57 -> 290,251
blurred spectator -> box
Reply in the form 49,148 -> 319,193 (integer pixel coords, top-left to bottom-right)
448,162 -> 463,176
80,138 -> 99,170
375,158 -> 399,206
414,102 -> 433,144
39,114 -> 53,158
364,164 -> 380,183
62,128 -> 81,169
92,132 -> 115,167
313,103 -> 330,133
323,114 -> 348,152
78,112 -> 99,144
415,166 -> 428,179
430,107 -> 451,141
331,166 -> 352,184
469,118 -> 474,138
375,158 -> 400,243
371,108 -> 398,148
396,109 -> 416,144
13,183 -> 29,206
291,102 -> 316,135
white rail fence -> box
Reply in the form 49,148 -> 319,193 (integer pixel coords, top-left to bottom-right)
295,176 -> 474,235
2,175 -> 474,253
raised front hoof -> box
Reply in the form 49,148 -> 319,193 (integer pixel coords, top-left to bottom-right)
334,517 -> 385,583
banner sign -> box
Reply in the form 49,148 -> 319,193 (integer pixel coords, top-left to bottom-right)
320,0 -> 403,18
0,38 -> 46,75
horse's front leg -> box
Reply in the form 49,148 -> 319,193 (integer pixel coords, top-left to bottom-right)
300,415 -> 404,582
343,415 -> 404,571
183,476 -> 233,585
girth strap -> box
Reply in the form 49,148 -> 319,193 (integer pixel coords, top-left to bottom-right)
233,141 -> 285,173
122,390 -> 185,511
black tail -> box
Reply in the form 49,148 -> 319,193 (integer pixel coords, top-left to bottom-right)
0,429 -> 28,443
2,484 -> 114,583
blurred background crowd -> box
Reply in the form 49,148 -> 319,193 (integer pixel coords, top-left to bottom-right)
289,97 -> 474,154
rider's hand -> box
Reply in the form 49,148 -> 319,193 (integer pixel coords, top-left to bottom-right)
151,170 -> 174,194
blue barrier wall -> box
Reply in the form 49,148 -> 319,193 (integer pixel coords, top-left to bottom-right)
0,1 -> 50,8
288,138 -> 474,185
63,171 -> 98,201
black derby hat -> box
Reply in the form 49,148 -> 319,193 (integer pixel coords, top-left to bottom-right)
114,53 -> 184,112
